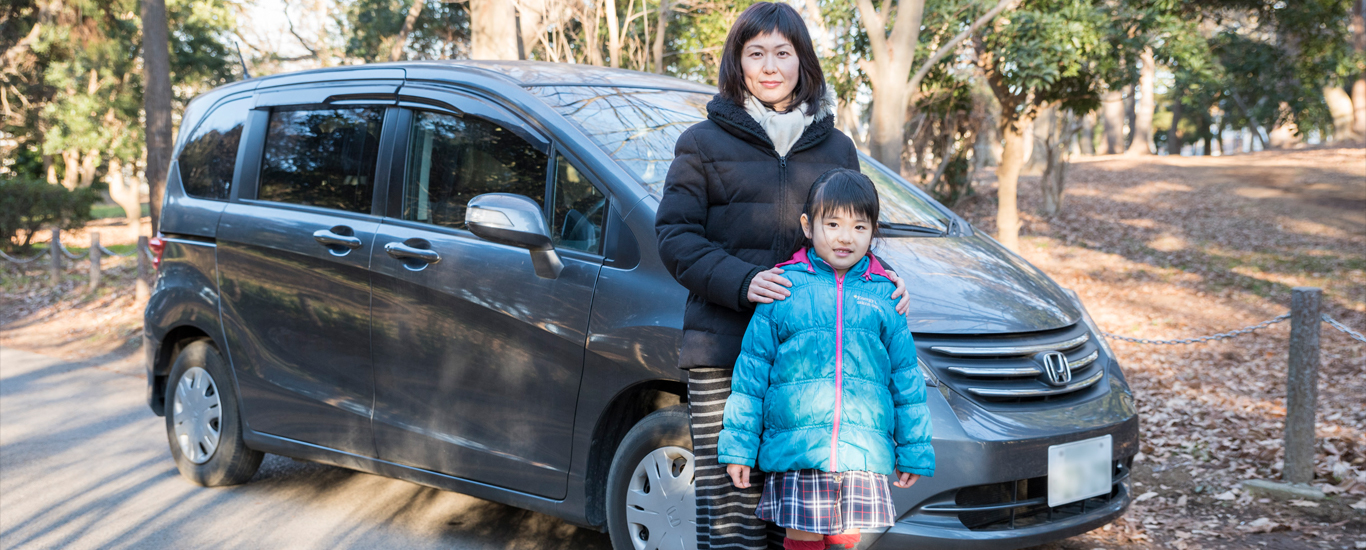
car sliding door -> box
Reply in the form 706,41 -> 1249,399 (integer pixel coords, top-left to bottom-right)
217,79 -> 399,456
369,88 -> 604,499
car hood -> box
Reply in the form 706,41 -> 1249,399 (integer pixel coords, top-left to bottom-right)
874,234 -> 1080,334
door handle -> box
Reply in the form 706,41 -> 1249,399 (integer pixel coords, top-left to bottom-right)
385,242 -> 441,264
313,229 -> 362,250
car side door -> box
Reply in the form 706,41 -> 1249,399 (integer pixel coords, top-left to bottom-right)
216,78 -> 399,456
369,86 -> 606,499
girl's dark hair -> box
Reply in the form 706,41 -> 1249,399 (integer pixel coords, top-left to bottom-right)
792,168 -> 881,255
717,2 -> 827,116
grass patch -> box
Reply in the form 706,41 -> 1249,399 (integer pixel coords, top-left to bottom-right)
91,203 -> 149,219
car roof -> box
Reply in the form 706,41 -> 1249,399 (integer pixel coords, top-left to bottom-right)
238,60 -> 716,95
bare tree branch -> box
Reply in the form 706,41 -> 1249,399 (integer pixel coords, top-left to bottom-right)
907,0 -> 1017,104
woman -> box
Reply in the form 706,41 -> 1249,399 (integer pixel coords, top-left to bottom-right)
655,3 -> 910,549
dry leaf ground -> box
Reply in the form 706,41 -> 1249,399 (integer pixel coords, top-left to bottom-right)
957,147 -> 1366,550
2,149 -> 1364,549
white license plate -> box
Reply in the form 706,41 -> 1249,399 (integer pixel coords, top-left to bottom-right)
1047,435 -> 1112,507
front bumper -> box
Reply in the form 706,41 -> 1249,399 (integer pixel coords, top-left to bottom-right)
871,480 -> 1130,550
867,384 -> 1139,549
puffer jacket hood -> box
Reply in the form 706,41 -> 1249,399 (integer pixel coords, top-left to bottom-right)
717,249 -> 936,477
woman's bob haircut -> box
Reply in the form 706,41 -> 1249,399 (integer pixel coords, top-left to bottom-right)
717,2 -> 826,116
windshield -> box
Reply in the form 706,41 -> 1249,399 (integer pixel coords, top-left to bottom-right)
528,85 -> 952,233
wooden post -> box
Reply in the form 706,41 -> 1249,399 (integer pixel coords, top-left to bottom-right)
49,228 -> 61,287
1283,287 -> 1322,485
88,231 -> 102,291
136,236 -> 150,303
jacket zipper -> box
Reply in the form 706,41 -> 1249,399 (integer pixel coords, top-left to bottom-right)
831,272 -> 844,472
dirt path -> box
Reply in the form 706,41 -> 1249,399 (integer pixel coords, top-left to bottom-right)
3,147 -> 1364,549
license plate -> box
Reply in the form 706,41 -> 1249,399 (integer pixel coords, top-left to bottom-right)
1047,435 -> 1112,507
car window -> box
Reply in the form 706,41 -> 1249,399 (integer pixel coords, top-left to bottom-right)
257,107 -> 383,213
402,110 -> 548,230
551,154 -> 605,253
528,85 -> 952,233
178,98 -> 249,201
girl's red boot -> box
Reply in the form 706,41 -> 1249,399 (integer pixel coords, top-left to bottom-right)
782,538 -> 827,550
824,532 -> 861,549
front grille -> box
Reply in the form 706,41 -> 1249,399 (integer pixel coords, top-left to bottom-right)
914,323 -> 1108,406
920,459 -> 1130,531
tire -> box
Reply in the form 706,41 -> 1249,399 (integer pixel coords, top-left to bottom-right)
606,406 -> 698,550
164,339 -> 263,486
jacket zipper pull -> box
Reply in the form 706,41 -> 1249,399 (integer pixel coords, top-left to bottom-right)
779,156 -> 786,168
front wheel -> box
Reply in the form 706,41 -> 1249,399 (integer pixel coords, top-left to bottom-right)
606,407 -> 698,550
164,340 -> 263,486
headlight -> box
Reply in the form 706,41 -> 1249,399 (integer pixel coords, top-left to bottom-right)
917,356 -> 940,387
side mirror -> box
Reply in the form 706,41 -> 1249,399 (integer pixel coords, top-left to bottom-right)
466,193 -> 563,279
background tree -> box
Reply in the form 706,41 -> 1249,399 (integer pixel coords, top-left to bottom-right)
973,0 -> 1112,250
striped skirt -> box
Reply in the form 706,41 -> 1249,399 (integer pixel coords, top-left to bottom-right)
688,367 -> 785,550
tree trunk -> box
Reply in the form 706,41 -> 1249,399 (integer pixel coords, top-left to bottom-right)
78,149 -> 100,187
1123,89 -> 1135,149
1353,0 -> 1365,138
1324,85 -> 1356,142
1078,111 -> 1096,155
1268,103 -> 1300,149
855,0 -> 927,170
1101,90 -> 1124,154
604,0 -> 621,68
1167,89 -> 1184,155
44,155 -> 56,184
106,157 -> 143,237
61,150 -> 80,189
141,0 -> 173,234
1126,47 -> 1155,155
652,0 -> 670,73
470,0 -> 519,60
583,0 -> 604,66
388,0 -> 427,61
996,117 -> 1029,252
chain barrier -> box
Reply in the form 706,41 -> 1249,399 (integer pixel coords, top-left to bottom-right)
0,248 -> 51,264
98,244 -> 137,257
1103,312 -> 1365,345
1102,314 -> 1291,345
58,243 -> 89,260
1322,314 -> 1366,344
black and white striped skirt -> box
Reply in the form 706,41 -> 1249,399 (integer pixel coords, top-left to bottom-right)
688,367 -> 785,550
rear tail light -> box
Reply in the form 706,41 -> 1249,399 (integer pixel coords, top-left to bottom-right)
148,236 -> 166,270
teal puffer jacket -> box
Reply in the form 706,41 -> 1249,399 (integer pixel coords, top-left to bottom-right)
718,249 -> 935,477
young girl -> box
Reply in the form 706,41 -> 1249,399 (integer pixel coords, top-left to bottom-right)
717,168 -> 935,550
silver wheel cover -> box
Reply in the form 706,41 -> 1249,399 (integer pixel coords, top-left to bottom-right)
625,446 -> 698,550
172,366 -> 222,465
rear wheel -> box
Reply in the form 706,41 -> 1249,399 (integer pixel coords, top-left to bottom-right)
164,340 -> 262,486
606,407 -> 698,550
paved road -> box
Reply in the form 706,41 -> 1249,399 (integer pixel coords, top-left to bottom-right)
0,347 -> 615,550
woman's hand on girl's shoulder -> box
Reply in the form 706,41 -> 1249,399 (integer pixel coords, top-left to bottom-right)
747,267 -> 793,304
726,464 -> 753,488
893,470 -> 920,489
886,270 -> 911,315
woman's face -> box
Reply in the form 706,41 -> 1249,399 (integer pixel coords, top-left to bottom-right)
741,31 -> 800,112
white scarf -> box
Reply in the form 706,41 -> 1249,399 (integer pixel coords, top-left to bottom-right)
743,87 -> 837,157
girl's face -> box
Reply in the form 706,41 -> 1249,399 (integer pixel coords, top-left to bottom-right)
801,209 -> 873,276
741,32 -> 800,112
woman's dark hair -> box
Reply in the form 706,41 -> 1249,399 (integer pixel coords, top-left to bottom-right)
792,168 -> 881,255
717,2 -> 826,116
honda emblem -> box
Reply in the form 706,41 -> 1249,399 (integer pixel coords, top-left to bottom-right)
1038,351 -> 1072,386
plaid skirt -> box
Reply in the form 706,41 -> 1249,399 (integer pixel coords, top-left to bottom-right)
755,469 -> 897,535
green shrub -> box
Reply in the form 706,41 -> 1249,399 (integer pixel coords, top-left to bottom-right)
0,178 -> 98,253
